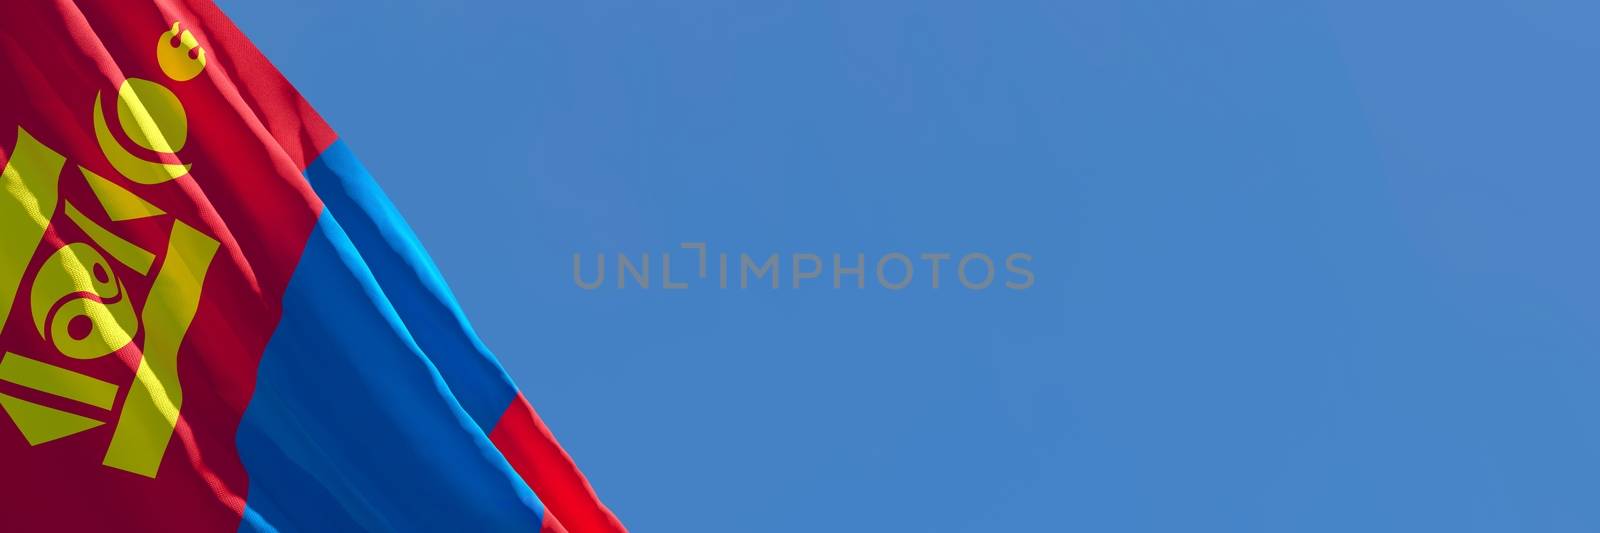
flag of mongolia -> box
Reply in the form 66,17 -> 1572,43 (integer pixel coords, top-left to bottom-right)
0,1 -> 625,531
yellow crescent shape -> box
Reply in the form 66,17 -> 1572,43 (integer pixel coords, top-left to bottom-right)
94,91 -> 190,185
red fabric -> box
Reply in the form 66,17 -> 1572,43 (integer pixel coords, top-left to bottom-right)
542,509 -> 572,533
0,1 -> 331,531
492,393 -> 628,533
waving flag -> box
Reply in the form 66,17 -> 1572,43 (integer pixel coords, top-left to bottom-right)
0,1 -> 625,531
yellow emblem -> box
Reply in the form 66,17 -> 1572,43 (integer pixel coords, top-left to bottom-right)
157,22 -> 208,82
0,22 -> 220,478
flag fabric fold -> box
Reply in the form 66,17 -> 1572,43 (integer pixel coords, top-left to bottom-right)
0,1 -> 624,531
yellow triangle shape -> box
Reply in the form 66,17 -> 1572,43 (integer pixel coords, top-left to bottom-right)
81,167 -> 166,222
0,393 -> 104,446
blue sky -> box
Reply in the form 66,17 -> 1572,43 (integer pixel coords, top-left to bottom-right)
219,0 -> 1600,530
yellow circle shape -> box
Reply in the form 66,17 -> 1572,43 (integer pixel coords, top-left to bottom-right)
30,243 -> 139,360
116,78 -> 188,154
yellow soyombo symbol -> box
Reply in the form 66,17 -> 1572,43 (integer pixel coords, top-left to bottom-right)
30,241 -> 140,360
94,79 -> 192,184
158,22 -> 208,82
0,22 -> 218,478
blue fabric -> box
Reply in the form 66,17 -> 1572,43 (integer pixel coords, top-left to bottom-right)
235,206 -> 544,531
298,140 -> 519,431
